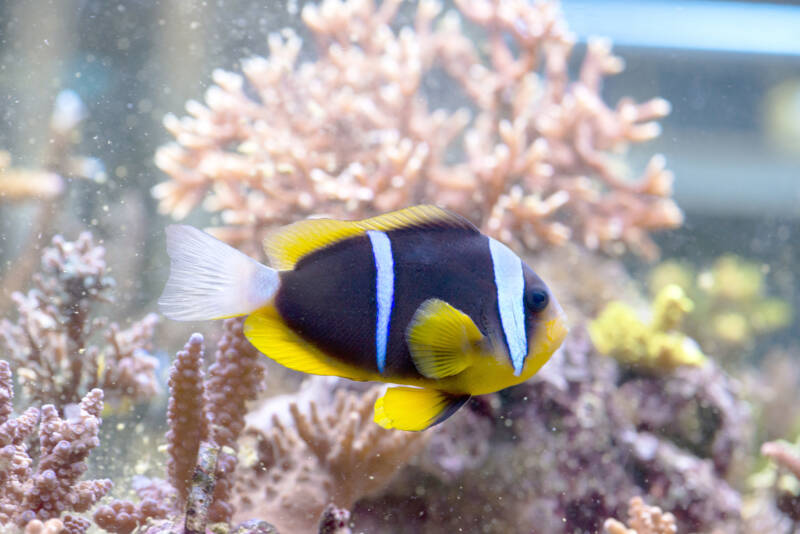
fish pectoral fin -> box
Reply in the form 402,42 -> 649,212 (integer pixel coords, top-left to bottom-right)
244,306 -> 358,379
373,387 -> 471,431
406,298 -> 483,379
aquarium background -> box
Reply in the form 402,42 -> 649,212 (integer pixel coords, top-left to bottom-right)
1,0 -> 799,533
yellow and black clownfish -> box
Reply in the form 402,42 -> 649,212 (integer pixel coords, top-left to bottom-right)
159,205 -> 568,431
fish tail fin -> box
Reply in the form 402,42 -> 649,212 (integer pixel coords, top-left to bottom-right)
158,225 -> 279,321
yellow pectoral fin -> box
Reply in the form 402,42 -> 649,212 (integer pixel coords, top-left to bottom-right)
373,387 -> 471,431
406,299 -> 483,379
244,306 -> 359,379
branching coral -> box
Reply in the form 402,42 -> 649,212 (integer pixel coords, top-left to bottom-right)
0,232 -> 159,409
604,496 -> 677,534
589,284 -> 707,372
153,0 -> 680,259
94,319 -> 265,533
0,360 -> 111,530
234,386 -> 427,533
649,256 -> 793,357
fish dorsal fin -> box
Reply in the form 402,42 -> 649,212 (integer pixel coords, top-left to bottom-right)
406,298 -> 483,379
373,387 -> 471,431
358,204 -> 478,234
263,219 -> 362,271
264,205 -> 477,270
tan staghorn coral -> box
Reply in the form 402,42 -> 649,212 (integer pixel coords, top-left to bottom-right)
0,233 -> 159,410
0,360 -> 111,529
154,0 -> 680,259
234,387 -> 427,533
604,496 -> 678,534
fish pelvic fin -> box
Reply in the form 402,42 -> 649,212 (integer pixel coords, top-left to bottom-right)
158,225 -> 279,321
373,387 -> 471,431
406,298 -> 483,379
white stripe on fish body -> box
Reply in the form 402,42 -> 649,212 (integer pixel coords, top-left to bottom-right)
488,237 -> 528,376
158,225 -> 280,321
367,230 -> 395,373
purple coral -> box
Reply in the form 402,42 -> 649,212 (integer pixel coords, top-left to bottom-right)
0,233 -> 159,409
0,360 -> 111,528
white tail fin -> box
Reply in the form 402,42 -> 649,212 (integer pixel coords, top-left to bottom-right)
159,225 -> 280,321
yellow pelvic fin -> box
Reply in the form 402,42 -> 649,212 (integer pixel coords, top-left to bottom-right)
244,306 -> 359,379
263,205 -> 477,270
373,386 -> 471,431
406,298 -> 483,379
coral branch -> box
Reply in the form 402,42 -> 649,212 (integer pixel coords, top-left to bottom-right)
204,318 -> 265,523
604,496 -> 678,534
96,322 -> 264,531
166,333 -> 207,503
0,233 -> 159,410
0,361 -> 111,527
234,386 -> 427,533
762,440 -> 800,481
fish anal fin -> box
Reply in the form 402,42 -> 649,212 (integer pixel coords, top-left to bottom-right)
406,298 -> 483,379
373,387 -> 470,431
263,205 -> 477,270
244,306 -> 357,379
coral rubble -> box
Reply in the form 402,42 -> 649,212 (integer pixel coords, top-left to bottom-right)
0,233 -> 159,410
154,0 -> 680,259
0,360 -> 111,530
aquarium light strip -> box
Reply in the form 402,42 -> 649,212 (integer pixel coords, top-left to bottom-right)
561,0 -> 800,57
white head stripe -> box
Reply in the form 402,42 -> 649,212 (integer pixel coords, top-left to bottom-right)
489,238 -> 527,376
367,230 -> 394,373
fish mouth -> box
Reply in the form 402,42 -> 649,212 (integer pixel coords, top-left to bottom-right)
543,295 -> 568,350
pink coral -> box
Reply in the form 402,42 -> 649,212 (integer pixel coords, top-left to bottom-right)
0,360 -> 111,528
0,233 -> 159,409
165,333 -> 207,503
154,0 -> 680,259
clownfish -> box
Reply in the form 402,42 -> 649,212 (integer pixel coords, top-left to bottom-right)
159,206 -> 567,431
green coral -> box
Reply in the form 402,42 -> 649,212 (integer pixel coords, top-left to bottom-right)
648,256 -> 793,357
589,284 -> 707,372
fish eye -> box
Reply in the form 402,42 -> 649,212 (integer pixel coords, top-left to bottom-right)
525,288 -> 549,312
